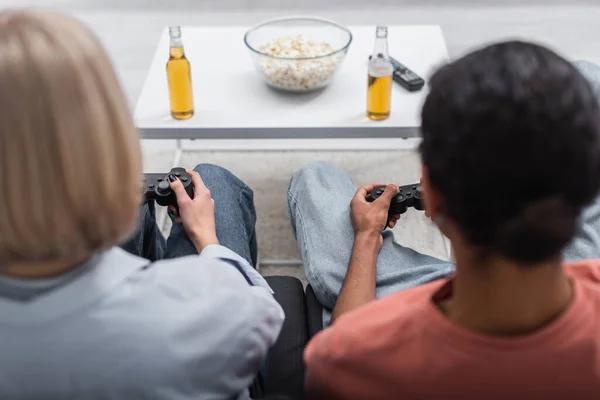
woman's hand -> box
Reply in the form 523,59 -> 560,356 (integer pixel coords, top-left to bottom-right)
168,169 -> 219,253
350,183 -> 400,249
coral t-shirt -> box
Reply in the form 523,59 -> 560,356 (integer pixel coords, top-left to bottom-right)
305,261 -> 600,399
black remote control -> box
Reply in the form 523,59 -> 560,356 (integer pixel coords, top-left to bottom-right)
390,57 -> 425,92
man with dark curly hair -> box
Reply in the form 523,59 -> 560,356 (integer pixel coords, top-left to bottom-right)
289,42 -> 600,398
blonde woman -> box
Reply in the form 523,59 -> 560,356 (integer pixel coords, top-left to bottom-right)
0,10 -> 284,399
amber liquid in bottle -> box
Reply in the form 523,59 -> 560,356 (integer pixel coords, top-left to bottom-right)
367,74 -> 393,121
167,26 -> 194,120
367,26 -> 393,121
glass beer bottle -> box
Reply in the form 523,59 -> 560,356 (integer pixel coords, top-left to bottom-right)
367,26 -> 393,121
166,26 -> 194,120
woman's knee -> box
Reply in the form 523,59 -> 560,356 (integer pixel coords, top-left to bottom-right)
192,164 -> 256,218
192,163 -> 251,193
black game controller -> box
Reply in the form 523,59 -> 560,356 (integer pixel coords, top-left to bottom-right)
143,167 -> 194,208
367,183 -> 424,226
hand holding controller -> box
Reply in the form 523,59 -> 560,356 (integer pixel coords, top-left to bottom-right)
142,167 -> 194,208
367,183 -> 425,226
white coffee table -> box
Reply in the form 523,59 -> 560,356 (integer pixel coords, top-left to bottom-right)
134,25 -> 449,150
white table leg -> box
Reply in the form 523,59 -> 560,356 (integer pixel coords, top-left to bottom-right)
157,139 -> 184,235
172,138 -> 184,168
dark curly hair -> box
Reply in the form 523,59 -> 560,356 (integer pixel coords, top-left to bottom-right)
420,41 -> 600,264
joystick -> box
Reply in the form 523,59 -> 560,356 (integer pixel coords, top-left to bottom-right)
367,183 -> 424,226
142,167 -> 194,208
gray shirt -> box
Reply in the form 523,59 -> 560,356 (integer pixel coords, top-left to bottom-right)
0,245 -> 284,399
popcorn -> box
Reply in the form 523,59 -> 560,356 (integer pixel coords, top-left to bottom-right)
258,35 -> 341,91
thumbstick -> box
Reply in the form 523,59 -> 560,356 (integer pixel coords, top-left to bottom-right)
390,193 -> 408,215
369,186 -> 387,201
414,186 -> 423,199
413,186 -> 425,211
157,180 -> 170,195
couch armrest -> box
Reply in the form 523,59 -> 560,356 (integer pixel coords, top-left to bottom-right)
305,285 -> 324,338
263,276 -> 308,400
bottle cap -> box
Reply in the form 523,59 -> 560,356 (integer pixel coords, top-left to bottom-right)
376,26 -> 388,38
169,26 -> 182,38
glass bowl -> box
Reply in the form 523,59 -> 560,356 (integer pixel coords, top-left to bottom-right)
244,17 -> 353,93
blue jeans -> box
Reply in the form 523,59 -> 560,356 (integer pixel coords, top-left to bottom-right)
288,60 -> 600,327
120,164 -> 258,266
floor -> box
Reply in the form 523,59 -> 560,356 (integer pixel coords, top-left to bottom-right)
3,0 -> 599,280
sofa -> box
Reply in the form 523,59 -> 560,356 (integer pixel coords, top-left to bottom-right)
259,277 -> 323,400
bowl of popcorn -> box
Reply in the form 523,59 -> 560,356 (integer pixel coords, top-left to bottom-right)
244,17 -> 352,92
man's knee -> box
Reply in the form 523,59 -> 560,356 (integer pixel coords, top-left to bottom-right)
192,163 -> 250,193
289,161 -> 339,194
574,60 -> 600,75
574,60 -> 600,98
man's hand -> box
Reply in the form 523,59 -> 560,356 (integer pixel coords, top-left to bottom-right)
331,183 -> 400,323
350,183 -> 400,243
169,169 -> 219,253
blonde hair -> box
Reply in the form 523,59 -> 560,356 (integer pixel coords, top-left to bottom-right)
0,10 -> 142,263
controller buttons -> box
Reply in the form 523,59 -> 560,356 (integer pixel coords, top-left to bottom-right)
157,181 -> 170,194
181,176 -> 189,183
174,171 -> 182,177
148,184 -> 155,190
376,187 -> 385,195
